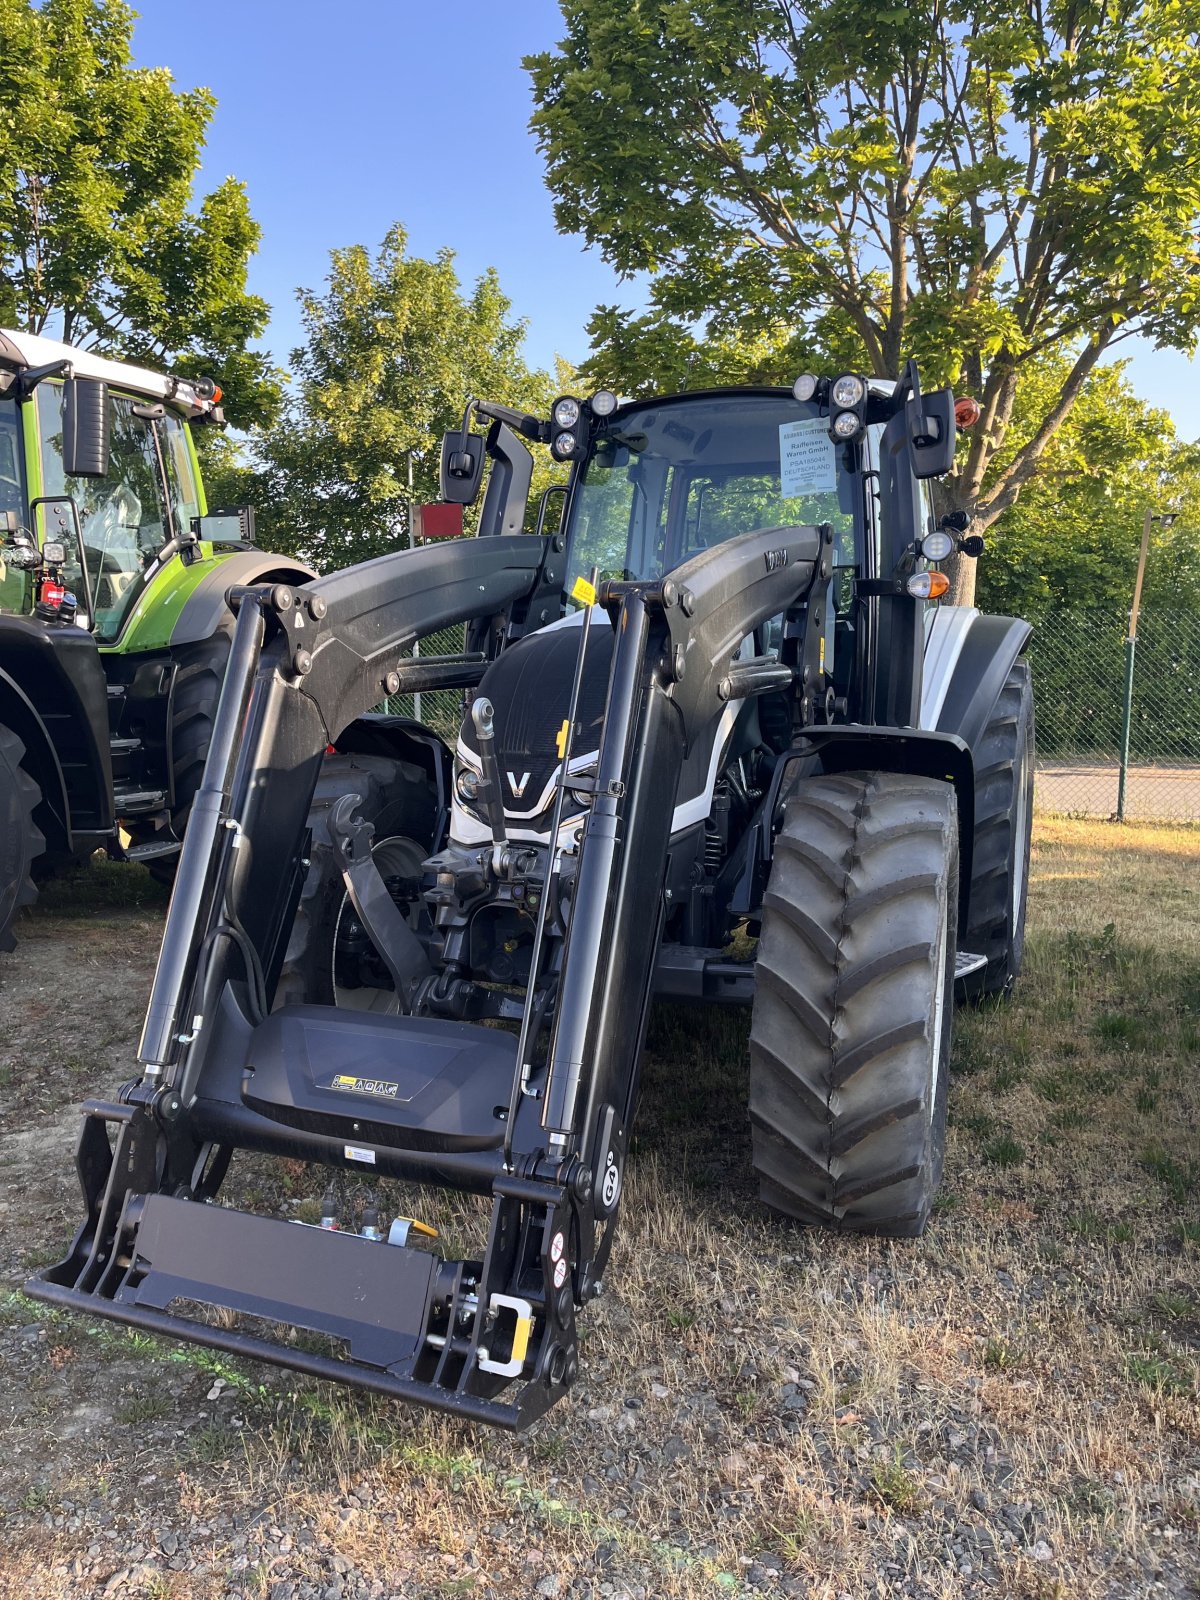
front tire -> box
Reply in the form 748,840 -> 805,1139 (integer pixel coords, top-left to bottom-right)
0,725 -> 45,953
749,771 -> 958,1237
273,753 -> 438,1010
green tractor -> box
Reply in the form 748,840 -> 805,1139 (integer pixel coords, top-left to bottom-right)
0,330 -> 313,950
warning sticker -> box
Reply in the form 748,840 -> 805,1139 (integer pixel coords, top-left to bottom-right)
344,1145 -> 376,1165
331,1074 -> 399,1099
779,418 -> 837,498
571,574 -> 597,606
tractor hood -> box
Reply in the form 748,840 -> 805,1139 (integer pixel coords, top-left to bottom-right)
450,610 -> 749,849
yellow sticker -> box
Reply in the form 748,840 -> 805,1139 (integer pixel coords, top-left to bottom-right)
819,636 -> 826,671
571,575 -> 597,606
555,719 -> 571,759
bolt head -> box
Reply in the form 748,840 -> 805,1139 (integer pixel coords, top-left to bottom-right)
293,648 -> 312,676
308,595 -> 328,621
384,670 -> 401,695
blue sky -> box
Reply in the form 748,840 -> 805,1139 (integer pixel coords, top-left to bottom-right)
132,0 -> 1199,440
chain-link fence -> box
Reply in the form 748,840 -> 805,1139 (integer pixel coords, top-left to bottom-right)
1029,609 -> 1200,822
382,623 -> 467,745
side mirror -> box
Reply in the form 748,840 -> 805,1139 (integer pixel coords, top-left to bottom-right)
192,506 -> 256,545
412,502 -> 465,541
62,377 -> 111,478
439,430 -> 486,505
909,387 -> 957,479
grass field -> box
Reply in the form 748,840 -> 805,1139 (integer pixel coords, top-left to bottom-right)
0,818 -> 1197,1600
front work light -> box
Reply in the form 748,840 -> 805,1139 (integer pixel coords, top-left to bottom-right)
550,396 -> 588,462
832,410 -> 861,440
589,390 -> 618,417
792,373 -> 818,403
41,541 -> 66,565
918,529 -> 955,562
831,374 -> 866,410
907,571 -> 950,600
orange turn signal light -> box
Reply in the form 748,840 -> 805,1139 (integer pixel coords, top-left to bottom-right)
955,396 -> 981,429
907,571 -> 950,600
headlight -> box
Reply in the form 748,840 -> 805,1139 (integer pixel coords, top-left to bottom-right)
553,397 -> 581,429
831,374 -> 866,409
551,431 -> 577,460
919,529 -> 955,562
589,389 -> 618,417
455,767 -> 479,803
832,410 -> 861,439
792,373 -> 818,403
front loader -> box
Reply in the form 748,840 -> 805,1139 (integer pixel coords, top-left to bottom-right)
27,365 -> 1033,1427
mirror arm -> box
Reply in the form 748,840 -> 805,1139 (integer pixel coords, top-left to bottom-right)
14,359 -> 70,400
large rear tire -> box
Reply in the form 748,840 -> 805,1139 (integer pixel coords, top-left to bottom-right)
748,771 -> 958,1237
0,725 -> 45,953
961,659 -> 1035,1000
273,753 -> 438,1010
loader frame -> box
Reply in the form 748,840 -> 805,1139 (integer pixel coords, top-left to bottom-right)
28,517 -> 828,1425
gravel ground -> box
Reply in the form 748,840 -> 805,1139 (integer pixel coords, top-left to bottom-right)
0,827 -> 1198,1600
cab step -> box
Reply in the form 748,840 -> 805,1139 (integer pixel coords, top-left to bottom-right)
954,950 -> 988,979
124,837 -> 181,863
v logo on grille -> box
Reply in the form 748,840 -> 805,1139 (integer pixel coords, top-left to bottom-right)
507,771 -> 531,798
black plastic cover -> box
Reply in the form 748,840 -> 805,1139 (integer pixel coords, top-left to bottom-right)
242,1004 -> 517,1152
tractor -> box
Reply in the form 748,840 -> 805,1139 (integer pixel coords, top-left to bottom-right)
28,363 -> 1034,1428
0,329 -> 313,949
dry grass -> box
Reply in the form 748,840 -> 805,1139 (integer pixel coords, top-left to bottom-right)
1,819 -> 1198,1599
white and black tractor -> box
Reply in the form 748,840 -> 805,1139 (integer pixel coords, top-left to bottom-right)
29,364 -> 1034,1428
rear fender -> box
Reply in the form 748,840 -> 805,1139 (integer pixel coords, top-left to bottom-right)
927,611 -> 1032,753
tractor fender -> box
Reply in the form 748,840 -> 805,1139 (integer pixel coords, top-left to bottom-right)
169,552 -> 317,648
926,610 -> 1032,755
0,617 -> 115,848
769,725 -> 977,929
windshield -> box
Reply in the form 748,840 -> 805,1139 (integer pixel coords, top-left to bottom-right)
36,384 -> 202,641
564,393 -> 861,601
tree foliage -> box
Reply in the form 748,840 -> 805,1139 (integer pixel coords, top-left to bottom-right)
227,226 -> 557,569
976,360 -> 1200,620
528,0 -> 1200,599
0,0 -> 277,427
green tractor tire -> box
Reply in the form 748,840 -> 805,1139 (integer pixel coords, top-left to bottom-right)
0,724 -> 45,952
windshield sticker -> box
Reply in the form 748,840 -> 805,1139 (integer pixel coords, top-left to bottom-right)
779,418 -> 837,498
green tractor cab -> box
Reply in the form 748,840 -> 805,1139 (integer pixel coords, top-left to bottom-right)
0,329 -> 313,950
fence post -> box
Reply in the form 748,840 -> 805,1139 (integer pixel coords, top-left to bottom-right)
1117,635 -> 1135,822
1118,508 -> 1155,823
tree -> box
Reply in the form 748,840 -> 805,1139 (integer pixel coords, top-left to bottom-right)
972,358 -> 1197,619
232,226 -> 558,570
0,0 -> 278,428
528,0 -> 1200,602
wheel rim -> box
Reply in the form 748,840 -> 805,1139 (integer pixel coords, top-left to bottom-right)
929,903 -> 950,1123
331,834 -> 426,1013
